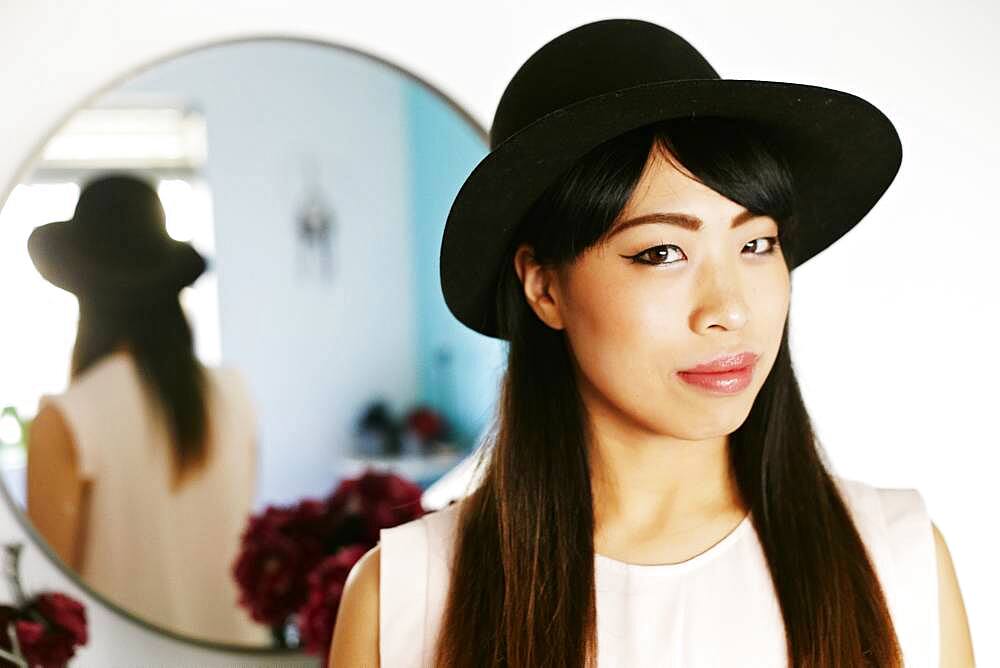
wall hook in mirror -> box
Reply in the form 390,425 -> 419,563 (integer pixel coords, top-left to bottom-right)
295,154 -> 337,284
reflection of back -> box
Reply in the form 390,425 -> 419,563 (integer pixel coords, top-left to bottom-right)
24,172 -> 270,645
38,354 -> 270,644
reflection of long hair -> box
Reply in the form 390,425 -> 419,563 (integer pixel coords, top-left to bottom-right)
71,293 -> 210,492
433,117 -> 903,667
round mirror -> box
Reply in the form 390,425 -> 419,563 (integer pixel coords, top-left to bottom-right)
0,36 -> 502,653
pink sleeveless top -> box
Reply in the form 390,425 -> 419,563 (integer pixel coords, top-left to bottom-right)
36,351 -> 270,645
378,475 -> 939,667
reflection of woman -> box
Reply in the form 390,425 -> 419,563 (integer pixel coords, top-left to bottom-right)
330,19 -> 974,667
24,174 -> 270,645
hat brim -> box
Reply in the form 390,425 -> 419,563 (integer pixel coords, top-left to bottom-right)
27,218 -> 208,301
440,78 -> 903,339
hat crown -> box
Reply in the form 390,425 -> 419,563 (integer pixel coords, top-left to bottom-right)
72,174 -> 170,259
490,19 -> 719,150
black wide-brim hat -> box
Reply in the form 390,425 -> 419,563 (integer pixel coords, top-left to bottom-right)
27,173 -> 207,305
440,18 -> 903,340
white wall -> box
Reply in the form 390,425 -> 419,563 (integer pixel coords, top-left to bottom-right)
0,1 -> 996,665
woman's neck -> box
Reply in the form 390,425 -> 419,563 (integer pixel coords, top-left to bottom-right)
588,430 -> 745,555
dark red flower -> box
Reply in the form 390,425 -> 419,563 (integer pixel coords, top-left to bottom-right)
233,470 -> 425,635
406,406 -> 447,441
327,469 -> 426,544
297,545 -> 370,656
34,593 -> 87,646
232,501 -> 333,625
15,619 -> 78,667
0,593 -> 89,668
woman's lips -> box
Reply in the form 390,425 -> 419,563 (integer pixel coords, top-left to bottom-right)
676,362 -> 755,395
680,351 -> 758,373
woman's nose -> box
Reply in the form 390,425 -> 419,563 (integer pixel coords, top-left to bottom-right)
689,266 -> 749,333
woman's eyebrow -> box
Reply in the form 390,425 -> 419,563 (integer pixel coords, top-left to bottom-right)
606,210 -> 761,238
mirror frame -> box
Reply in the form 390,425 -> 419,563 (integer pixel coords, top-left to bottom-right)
0,33 -> 488,655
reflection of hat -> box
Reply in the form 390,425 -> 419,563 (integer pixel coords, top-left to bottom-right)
440,18 -> 903,339
27,173 -> 207,305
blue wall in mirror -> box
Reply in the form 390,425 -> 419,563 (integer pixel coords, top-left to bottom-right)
405,79 -> 505,465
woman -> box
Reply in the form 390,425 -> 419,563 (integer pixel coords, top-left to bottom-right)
24,174 -> 269,645
329,19 -> 974,667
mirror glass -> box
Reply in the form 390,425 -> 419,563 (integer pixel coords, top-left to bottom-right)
0,37 -> 502,650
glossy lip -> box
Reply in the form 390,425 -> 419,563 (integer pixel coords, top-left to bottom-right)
678,351 -> 759,374
676,362 -> 756,395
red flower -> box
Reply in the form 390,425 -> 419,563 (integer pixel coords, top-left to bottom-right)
297,544 -> 369,656
406,406 -> 446,441
327,469 -> 426,545
233,470 -> 426,637
15,620 -> 77,667
232,500 -> 334,625
35,593 -> 87,646
0,593 -> 88,667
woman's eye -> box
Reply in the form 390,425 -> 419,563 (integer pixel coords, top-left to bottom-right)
628,245 -> 684,266
744,236 -> 780,256
627,237 -> 780,266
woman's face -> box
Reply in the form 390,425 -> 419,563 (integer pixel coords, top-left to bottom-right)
516,143 -> 790,440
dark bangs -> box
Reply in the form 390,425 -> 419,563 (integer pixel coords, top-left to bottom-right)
512,115 -> 800,270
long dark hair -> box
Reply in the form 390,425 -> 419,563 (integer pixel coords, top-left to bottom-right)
71,293 -> 211,491
433,116 -> 902,667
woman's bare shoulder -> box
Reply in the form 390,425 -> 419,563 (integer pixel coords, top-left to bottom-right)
327,544 -> 380,668
931,522 -> 975,666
